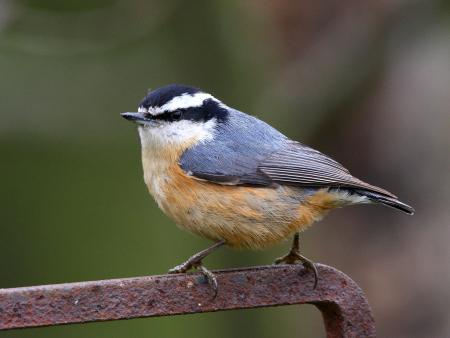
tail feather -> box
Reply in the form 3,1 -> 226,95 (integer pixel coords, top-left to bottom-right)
355,190 -> 415,215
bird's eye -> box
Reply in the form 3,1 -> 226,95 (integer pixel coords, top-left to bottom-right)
172,110 -> 183,120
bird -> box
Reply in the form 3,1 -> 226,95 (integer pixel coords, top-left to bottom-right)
121,84 -> 414,295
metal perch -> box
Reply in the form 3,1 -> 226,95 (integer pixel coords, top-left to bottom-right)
0,264 -> 375,337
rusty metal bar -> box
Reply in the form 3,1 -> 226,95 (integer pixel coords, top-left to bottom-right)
0,264 -> 375,337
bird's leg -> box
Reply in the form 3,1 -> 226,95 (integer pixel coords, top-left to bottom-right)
168,240 -> 225,273
274,232 -> 319,288
168,240 -> 226,297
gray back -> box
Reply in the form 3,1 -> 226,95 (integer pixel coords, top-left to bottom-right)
179,109 -> 287,185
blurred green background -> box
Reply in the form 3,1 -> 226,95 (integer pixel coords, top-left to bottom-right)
1,1 -> 449,337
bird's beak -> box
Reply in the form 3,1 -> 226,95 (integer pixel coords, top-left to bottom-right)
120,112 -> 151,124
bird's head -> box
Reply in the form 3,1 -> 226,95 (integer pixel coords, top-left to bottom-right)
121,84 -> 228,149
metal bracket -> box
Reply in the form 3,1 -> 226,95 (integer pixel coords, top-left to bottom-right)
0,264 -> 375,337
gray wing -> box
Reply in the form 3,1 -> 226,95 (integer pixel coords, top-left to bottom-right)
259,140 -> 395,197
180,109 -> 395,197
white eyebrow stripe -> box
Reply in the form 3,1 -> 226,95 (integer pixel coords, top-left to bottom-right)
148,92 -> 218,115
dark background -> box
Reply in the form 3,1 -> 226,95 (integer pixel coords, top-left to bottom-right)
1,1 -> 449,337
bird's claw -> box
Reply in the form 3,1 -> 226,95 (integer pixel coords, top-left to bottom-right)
274,250 -> 319,289
168,260 -> 218,298
197,265 -> 218,298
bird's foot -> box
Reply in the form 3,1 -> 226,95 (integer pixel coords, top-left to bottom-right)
274,250 -> 319,289
169,259 -> 218,298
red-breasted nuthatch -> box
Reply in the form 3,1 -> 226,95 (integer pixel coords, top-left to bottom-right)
121,84 -> 413,294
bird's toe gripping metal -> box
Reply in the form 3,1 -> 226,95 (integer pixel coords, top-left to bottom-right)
168,240 -> 226,298
169,259 -> 219,298
274,250 -> 319,289
196,265 -> 219,298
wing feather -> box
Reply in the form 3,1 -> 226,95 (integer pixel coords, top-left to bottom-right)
259,141 -> 396,198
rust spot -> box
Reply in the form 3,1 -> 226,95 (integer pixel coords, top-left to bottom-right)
90,285 -> 101,293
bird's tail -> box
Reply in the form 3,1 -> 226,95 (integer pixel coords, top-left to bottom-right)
354,190 -> 415,215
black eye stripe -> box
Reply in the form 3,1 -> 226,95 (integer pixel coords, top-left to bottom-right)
145,99 -> 228,123
172,110 -> 183,120
149,109 -> 185,122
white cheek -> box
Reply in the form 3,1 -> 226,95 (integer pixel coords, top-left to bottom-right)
138,119 -> 216,148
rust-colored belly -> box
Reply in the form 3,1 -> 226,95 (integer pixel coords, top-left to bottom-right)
146,163 -> 336,249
